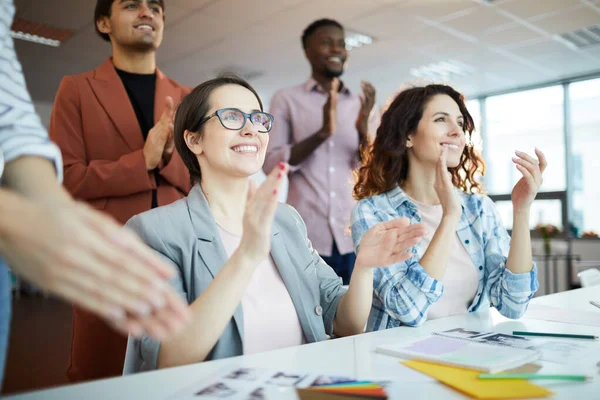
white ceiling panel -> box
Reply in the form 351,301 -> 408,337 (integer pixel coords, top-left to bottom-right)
532,4 -> 600,34
440,7 -> 514,35
348,8 -> 428,39
342,40 -> 409,73
505,38 -> 584,58
198,0 -> 306,27
397,0 -> 476,21
496,0 -> 581,20
167,0 -> 215,11
158,11 -> 240,64
10,0 -> 600,105
481,25 -> 542,47
422,37 -> 482,56
438,44 -> 508,70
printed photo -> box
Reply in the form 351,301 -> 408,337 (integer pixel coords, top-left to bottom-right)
195,382 -> 236,398
477,333 -> 531,348
266,372 -> 307,387
247,387 -> 265,400
224,368 -> 260,382
441,328 -> 484,338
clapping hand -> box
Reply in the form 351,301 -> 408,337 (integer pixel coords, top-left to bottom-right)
238,163 -> 289,263
355,217 -> 426,269
356,80 -> 376,138
434,146 -> 462,221
319,78 -> 340,139
511,148 -> 547,212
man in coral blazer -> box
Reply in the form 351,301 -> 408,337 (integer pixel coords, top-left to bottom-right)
50,0 -> 191,382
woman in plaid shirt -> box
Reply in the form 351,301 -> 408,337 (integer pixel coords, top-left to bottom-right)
351,84 -> 546,331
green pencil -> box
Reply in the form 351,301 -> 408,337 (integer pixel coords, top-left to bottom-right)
512,331 -> 599,340
478,374 -> 592,381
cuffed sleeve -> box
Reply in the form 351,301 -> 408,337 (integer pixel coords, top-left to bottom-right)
481,196 -> 539,319
0,29 -> 63,182
351,199 -> 443,327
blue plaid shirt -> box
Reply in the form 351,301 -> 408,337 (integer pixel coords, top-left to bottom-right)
351,186 -> 539,331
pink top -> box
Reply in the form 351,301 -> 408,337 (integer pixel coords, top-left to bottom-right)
264,78 -> 380,256
409,198 -> 480,320
216,224 -> 305,355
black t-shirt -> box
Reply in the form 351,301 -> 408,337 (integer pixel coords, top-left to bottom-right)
116,68 -> 156,139
116,67 -> 159,208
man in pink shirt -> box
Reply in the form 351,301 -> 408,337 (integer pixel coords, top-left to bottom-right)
264,19 -> 380,284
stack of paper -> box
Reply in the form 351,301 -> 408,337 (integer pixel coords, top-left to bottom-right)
170,367 -> 388,400
376,332 -> 540,373
297,381 -> 388,400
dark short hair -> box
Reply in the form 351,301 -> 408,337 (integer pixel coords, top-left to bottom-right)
354,84 -> 486,199
94,0 -> 166,42
301,18 -> 344,49
174,75 -> 264,185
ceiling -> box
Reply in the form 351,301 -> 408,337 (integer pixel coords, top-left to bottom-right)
14,0 -> 600,108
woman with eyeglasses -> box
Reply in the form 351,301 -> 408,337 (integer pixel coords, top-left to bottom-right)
351,84 -> 547,331
122,76 -> 425,372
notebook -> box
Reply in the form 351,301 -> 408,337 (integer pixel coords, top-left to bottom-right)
375,328 -> 541,373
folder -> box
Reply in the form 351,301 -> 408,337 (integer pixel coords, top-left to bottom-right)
402,360 -> 553,399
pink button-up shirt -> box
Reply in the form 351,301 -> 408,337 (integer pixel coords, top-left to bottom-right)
264,78 -> 380,256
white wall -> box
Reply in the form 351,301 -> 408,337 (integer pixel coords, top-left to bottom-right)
33,101 -> 53,128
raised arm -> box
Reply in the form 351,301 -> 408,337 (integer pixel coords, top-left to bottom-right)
335,216 -> 425,335
482,195 -> 539,318
265,80 -> 339,172
482,149 -> 546,319
0,28 -> 188,341
147,164 -> 289,368
351,200 -> 440,327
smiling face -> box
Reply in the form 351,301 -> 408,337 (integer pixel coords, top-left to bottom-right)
304,25 -> 347,78
185,84 -> 269,180
97,0 -> 165,51
407,94 -> 467,169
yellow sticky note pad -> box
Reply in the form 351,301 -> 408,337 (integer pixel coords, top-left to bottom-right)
402,360 -> 553,399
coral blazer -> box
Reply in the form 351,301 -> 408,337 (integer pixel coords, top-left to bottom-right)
49,57 -> 192,383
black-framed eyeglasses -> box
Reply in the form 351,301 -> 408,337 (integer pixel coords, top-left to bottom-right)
198,108 -> 274,133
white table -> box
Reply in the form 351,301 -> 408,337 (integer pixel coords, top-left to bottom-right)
8,287 -> 600,399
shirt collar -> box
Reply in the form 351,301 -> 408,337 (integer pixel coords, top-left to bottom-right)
386,185 -> 469,211
386,186 -> 412,210
304,77 -> 351,95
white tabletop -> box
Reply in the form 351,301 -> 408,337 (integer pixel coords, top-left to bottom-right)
8,287 -> 600,400
531,286 -> 600,312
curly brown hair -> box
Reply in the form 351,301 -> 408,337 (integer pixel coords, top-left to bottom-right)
353,84 -> 485,200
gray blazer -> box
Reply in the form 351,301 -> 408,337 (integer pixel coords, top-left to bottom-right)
123,185 -> 347,374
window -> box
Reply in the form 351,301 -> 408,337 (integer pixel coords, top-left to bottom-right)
493,199 -> 563,231
485,86 -> 565,195
570,78 -> 600,235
